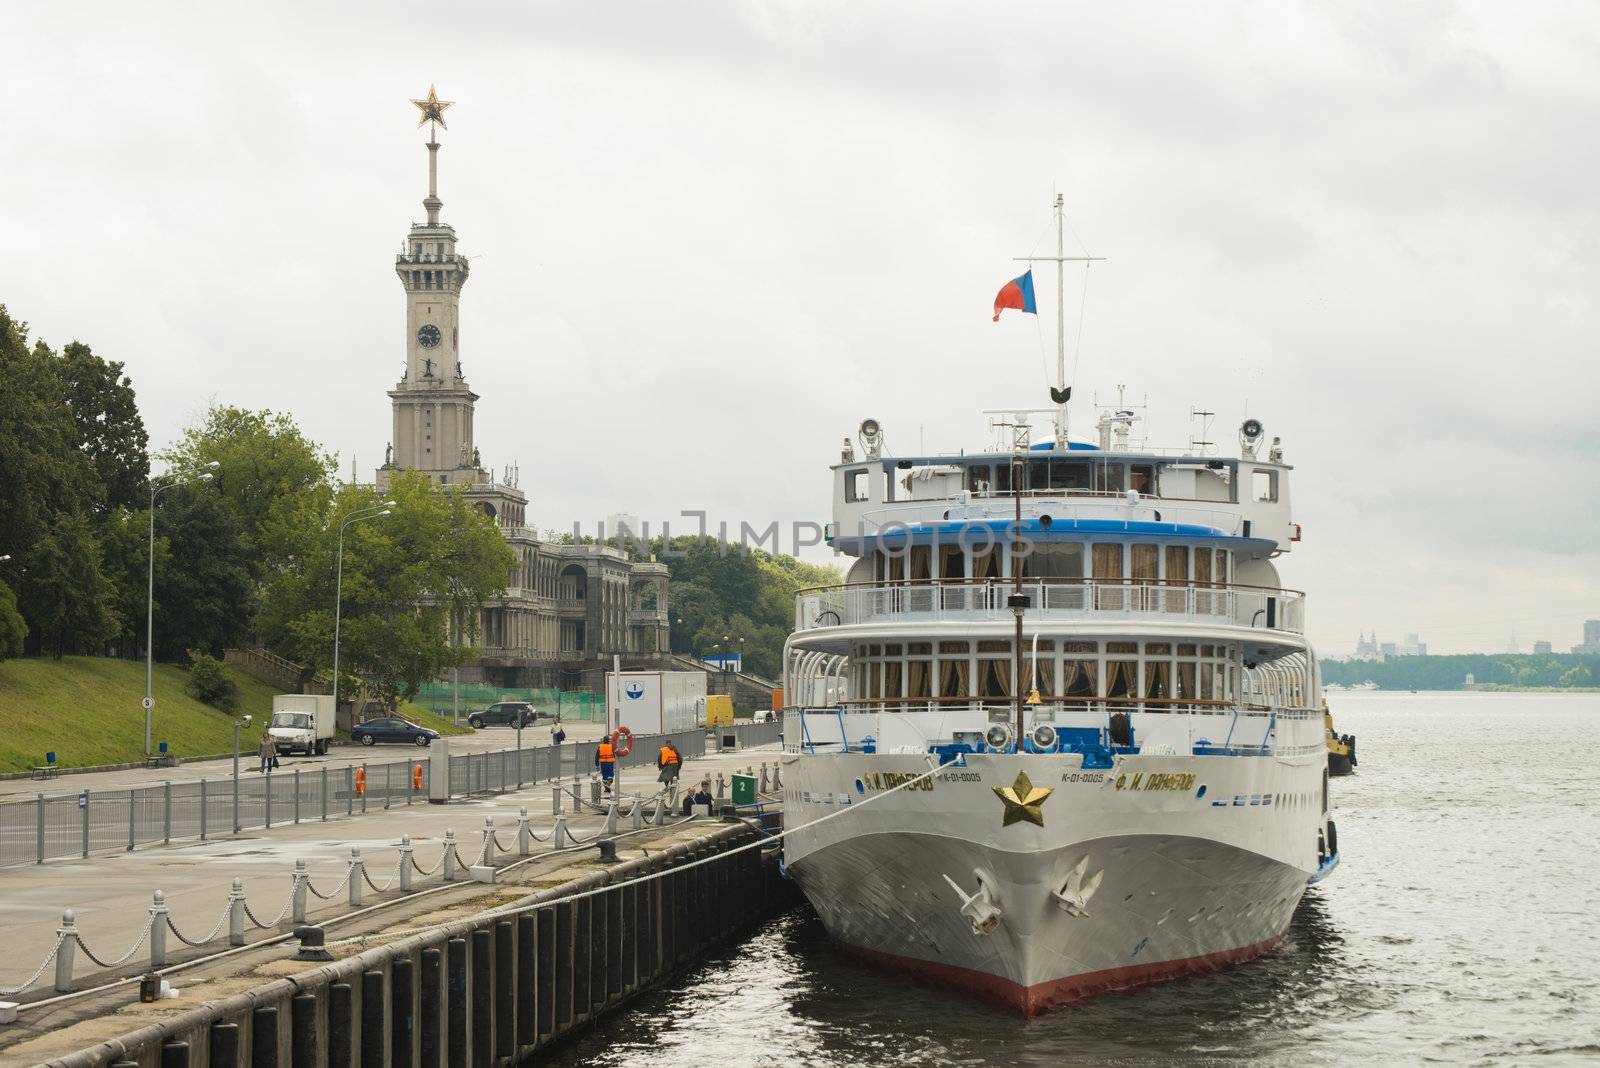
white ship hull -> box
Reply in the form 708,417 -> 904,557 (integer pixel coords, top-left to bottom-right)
783,750 -> 1326,1013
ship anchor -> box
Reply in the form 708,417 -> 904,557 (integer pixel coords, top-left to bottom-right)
943,870 -> 1004,936
1053,856 -> 1105,916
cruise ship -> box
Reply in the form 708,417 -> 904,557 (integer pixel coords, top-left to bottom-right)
778,210 -> 1338,1013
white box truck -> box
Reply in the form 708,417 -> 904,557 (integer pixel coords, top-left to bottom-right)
268,694 -> 336,756
607,670 -> 707,737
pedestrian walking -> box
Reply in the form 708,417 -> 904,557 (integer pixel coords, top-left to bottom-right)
656,740 -> 682,785
257,731 -> 275,774
595,735 -> 616,792
552,722 -> 566,745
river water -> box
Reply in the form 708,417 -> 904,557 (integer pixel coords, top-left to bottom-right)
542,693 -> 1600,1066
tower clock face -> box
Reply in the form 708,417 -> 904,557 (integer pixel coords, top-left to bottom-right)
417,324 -> 442,349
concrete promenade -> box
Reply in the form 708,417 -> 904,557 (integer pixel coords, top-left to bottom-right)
0,743 -> 777,1008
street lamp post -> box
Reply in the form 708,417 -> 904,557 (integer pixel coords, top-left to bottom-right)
145,463 -> 218,758
332,503 -> 395,727
233,714 -> 252,833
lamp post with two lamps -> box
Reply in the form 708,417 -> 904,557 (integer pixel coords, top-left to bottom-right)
332,502 -> 395,723
145,462 -> 220,758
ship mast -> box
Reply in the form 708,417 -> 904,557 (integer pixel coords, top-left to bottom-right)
1014,194 -> 1104,446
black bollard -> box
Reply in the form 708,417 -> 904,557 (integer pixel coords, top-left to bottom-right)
161,1041 -> 191,1068
290,994 -> 318,1068
419,947 -> 442,1068
329,984 -> 353,1068
293,925 -> 333,962
596,838 -> 619,864
209,1022 -> 240,1068
361,970 -> 385,1068
391,957 -> 414,1068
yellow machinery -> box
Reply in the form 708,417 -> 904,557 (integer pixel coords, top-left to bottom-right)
704,694 -> 735,727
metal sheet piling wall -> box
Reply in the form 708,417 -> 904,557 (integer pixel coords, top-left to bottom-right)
42,822 -> 797,1068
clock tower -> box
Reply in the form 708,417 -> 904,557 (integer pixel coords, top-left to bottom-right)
380,85 -> 483,487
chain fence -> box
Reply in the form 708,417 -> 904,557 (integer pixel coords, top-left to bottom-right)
0,755 -> 782,1000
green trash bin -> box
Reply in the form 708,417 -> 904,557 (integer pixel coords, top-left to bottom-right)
731,774 -> 757,806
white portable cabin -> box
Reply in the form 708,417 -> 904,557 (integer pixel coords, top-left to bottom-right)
606,670 -> 707,736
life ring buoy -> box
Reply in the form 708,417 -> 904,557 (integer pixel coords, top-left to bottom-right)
412,763 -> 424,791
353,767 -> 367,796
611,726 -> 634,757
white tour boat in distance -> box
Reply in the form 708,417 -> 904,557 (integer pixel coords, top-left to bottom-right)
778,204 -> 1338,1014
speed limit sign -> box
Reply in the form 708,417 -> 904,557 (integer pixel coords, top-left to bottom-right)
141,697 -> 154,710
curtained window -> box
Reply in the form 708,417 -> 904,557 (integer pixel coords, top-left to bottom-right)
1062,659 -> 1097,699
1106,660 -> 1137,699
1093,543 -> 1125,609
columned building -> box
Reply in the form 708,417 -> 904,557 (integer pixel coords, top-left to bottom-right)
375,89 -> 669,688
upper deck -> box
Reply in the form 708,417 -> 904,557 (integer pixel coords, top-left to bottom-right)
829,443 -> 1296,557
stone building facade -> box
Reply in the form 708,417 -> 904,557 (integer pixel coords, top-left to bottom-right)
375,111 -> 669,688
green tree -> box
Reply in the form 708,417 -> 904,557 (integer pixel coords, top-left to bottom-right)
256,473 -> 513,706
97,507 -> 169,657
162,405 -> 337,585
0,308 -> 100,560
57,341 -> 149,514
20,512 -> 120,658
185,652 -> 240,712
152,484 -> 254,660
1559,665 -> 1593,688
0,579 -> 26,660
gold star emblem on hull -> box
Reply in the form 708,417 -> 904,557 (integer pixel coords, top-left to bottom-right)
993,770 -> 1054,828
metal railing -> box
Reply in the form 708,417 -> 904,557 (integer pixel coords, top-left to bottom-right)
0,723 -> 782,870
794,579 -> 1306,635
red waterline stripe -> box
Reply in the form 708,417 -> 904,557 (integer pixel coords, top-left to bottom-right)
846,932 -> 1287,1015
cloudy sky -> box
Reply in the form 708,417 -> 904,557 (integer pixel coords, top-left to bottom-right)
6,1 -> 1598,655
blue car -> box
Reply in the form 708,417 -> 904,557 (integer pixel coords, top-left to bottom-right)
352,717 -> 439,747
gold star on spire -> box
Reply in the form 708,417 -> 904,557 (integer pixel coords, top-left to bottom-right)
411,84 -> 454,133
993,770 -> 1054,828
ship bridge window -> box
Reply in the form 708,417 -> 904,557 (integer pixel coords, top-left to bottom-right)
1253,470 -> 1278,502
1094,462 -> 1125,493
1023,460 -> 1093,492
966,465 -> 991,493
1130,464 -> 1157,496
845,468 -> 870,503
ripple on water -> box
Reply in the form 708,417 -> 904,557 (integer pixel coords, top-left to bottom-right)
534,694 -> 1600,1068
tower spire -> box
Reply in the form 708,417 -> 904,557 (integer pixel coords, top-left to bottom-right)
410,84 -> 454,226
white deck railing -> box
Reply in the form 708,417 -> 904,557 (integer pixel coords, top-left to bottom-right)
794,580 -> 1305,635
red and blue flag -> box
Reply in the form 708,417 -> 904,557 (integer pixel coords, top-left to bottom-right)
992,269 -> 1037,321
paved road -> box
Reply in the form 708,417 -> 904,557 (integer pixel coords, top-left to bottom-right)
0,743 -> 781,999
0,720 -> 614,800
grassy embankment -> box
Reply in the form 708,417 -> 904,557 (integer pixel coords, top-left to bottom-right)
0,656 -> 468,773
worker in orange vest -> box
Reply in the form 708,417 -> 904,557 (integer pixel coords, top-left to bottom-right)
595,738 -> 616,792
656,741 -> 682,786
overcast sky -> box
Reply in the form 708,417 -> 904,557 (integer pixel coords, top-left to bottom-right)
6,2 -> 1598,656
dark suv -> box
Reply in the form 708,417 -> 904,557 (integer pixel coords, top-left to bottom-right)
467,701 -> 546,729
